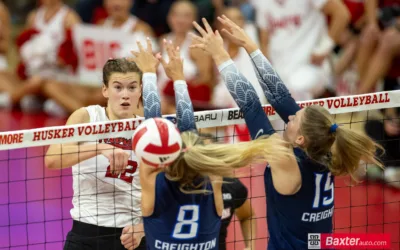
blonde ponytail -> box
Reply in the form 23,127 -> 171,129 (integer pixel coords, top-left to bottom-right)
330,126 -> 384,180
300,105 -> 384,181
165,131 -> 291,194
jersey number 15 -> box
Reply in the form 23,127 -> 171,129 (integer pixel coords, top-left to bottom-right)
313,173 -> 334,209
173,205 -> 199,239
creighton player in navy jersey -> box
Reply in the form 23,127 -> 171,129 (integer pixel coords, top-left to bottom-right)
122,39 -> 289,250
191,17 -> 384,249
200,134 -> 257,250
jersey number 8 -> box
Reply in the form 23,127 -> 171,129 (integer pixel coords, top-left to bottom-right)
313,172 -> 334,208
172,205 -> 199,239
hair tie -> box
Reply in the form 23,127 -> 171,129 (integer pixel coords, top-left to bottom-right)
329,123 -> 339,133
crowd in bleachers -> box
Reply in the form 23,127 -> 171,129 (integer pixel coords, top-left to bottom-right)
0,0 -> 399,184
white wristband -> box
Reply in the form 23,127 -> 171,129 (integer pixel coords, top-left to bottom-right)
173,80 -> 187,86
217,59 -> 234,72
312,35 -> 335,55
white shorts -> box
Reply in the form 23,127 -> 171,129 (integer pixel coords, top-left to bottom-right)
0,55 -> 8,70
279,62 -> 331,101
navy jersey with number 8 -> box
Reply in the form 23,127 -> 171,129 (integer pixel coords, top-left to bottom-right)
143,172 -> 221,250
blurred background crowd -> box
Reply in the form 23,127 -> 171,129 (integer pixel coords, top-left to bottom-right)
0,0 -> 398,183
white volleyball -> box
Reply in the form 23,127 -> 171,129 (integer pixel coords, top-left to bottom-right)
132,118 -> 182,167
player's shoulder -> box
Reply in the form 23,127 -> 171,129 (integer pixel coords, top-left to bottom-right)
0,2 -> 8,14
66,107 -> 91,125
64,7 -> 81,28
26,9 -> 38,27
0,2 -> 10,23
133,19 -> 154,37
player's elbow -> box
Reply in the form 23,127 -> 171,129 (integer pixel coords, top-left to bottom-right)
44,155 -> 60,170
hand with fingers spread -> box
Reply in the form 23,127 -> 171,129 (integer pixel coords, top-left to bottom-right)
217,15 -> 258,53
157,39 -> 184,82
100,145 -> 130,176
190,18 -> 230,65
130,37 -> 160,73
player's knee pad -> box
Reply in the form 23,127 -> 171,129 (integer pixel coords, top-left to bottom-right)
0,56 -> 8,71
20,95 -> 43,113
43,99 -> 68,118
0,92 -> 11,110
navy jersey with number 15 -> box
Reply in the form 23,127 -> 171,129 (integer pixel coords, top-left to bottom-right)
143,172 -> 221,250
265,148 -> 334,250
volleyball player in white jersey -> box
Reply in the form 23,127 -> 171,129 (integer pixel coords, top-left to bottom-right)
41,0 -> 156,117
158,0 -> 214,114
0,1 -> 9,71
0,0 -> 81,112
45,58 -> 146,249
100,0 -> 154,37
255,0 -> 350,100
0,1 -> 12,108
100,0 -> 158,56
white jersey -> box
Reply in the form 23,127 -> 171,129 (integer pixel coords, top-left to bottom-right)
103,15 -> 138,32
70,105 -> 142,228
20,5 -> 72,80
112,16 -> 159,58
255,0 -> 329,77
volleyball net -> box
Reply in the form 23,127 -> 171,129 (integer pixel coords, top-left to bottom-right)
0,90 -> 399,249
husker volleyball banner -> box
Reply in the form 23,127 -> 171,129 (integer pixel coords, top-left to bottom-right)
308,233 -> 391,249
72,24 -> 148,85
0,91 -> 399,150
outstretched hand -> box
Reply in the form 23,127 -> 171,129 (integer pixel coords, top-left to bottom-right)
158,39 -> 184,82
130,37 -> 160,73
190,18 -> 230,65
217,15 -> 258,53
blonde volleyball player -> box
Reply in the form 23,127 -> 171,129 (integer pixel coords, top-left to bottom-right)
45,58 -> 146,249
191,17 -> 383,249
121,39 -> 289,250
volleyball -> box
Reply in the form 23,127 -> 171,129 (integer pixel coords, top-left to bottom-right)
132,117 -> 183,167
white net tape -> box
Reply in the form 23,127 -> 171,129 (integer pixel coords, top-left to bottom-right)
0,90 -> 399,150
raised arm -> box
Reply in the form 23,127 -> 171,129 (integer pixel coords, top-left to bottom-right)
130,38 -> 162,119
247,49 -> 300,123
142,72 -> 161,119
218,15 -> 300,123
174,81 -> 196,132
218,60 -> 275,139
191,19 -> 275,139
159,40 -> 197,133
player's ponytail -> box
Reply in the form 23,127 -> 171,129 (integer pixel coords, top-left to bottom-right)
165,131 -> 292,194
330,126 -> 383,180
300,105 -> 383,181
